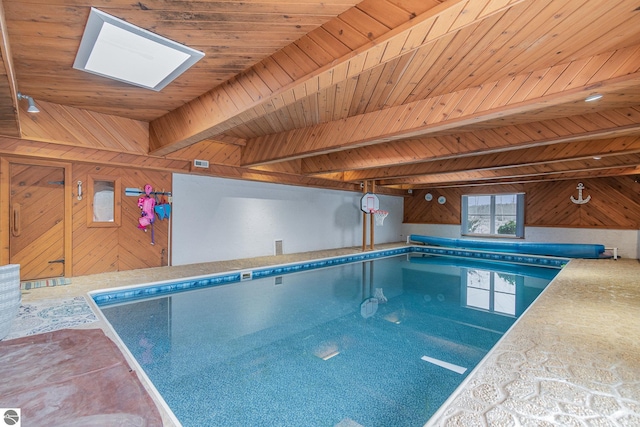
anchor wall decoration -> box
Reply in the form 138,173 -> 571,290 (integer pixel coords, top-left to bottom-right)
570,182 -> 591,205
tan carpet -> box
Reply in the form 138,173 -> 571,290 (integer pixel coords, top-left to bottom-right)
0,328 -> 163,426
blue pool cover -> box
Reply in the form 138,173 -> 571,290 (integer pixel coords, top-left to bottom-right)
410,235 -> 607,259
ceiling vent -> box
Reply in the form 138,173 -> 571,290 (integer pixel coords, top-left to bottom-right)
193,159 -> 209,168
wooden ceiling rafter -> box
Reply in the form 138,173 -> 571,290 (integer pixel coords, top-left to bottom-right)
227,1 -> 640,141
407,166 -> 640,189
0,134 -> 396,195
0,0 -> 20,137
148,0 -> 527,156
342,135 -> 640,183
380,153 -> 640,187
301,107 -> 640,175
240,46 -> 640,166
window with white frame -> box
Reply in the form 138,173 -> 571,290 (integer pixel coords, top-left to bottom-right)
461,193 -> 524,237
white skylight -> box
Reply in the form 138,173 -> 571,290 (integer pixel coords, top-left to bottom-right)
73,8 -> 204,91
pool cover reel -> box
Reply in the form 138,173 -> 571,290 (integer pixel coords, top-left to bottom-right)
409,235 -> 608,259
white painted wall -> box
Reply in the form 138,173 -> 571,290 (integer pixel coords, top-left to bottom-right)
522,227 -> 639,260
402,223 -> 640,259
401,224 -> 461,242
172,174 -> 404,265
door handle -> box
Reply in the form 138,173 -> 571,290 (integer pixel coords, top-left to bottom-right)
11,203 -> 21,237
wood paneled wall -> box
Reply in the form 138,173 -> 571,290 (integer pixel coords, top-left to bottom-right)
404,177 -> 640,229
72,164 -> 171,276
404,187 -> 467,225
19,100 -> 149,154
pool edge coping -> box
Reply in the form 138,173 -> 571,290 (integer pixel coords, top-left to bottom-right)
90,245 -> 568,307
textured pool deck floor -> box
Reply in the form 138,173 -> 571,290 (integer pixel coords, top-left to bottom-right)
429,257 -> 640,426
15,244 -> 640,426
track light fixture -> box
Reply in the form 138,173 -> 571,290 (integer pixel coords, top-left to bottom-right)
17,92 -> 40,113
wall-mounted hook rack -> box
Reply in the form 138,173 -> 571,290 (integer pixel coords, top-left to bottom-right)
125,187 -> 172,197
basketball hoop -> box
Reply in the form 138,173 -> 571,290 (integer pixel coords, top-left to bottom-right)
371,209 -> 389,226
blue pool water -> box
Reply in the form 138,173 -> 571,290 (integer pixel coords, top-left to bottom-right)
100,254 -> 558,426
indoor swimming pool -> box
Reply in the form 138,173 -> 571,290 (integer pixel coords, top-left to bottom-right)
97,252 -> 560,426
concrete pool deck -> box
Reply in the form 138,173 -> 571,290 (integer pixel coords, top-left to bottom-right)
428,257 -> 640,426
11,243 -> 640,426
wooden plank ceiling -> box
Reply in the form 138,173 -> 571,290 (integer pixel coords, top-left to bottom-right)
1,0 -> 640,192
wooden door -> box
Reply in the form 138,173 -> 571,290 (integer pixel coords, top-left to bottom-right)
10,164 -> 66,280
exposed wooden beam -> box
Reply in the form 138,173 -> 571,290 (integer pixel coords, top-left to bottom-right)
410,167 -> 640,189
0,136 -> 190,172
206,162 -> 386,194
0,0 -> 20,137
302,108 -> 640,175
148,0 -> 526,156
379,152 -> 640,186
240,46 -> 640,165
0,136 -> 405,195
208,135 -> 247,147
343,135 -> 640,181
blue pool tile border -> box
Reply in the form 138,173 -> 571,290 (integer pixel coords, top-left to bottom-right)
91,246 -> 567,307
410,246 -> 569,268
250,247 -> 408,279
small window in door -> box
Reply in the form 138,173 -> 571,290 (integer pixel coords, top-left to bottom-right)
87,176 -> 121,227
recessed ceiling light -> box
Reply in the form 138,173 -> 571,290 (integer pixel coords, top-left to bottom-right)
585,93 -> 603,102
593,156 -> 602,160
73,8 -> 204,91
